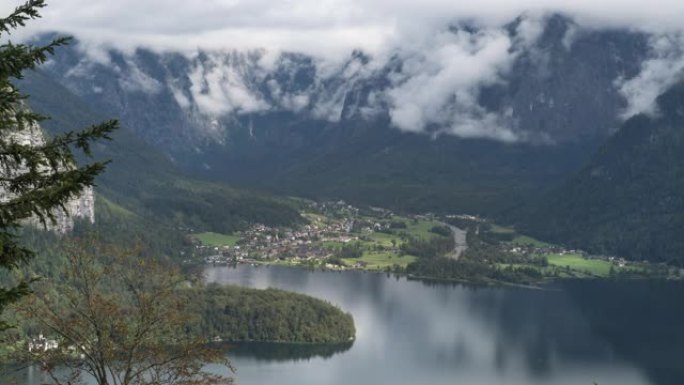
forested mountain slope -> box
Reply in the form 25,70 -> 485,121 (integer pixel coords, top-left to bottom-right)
30,16 -> 649,213
17,70 -> 303,236
519,82 -> 684,264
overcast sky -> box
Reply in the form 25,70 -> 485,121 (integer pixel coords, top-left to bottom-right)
3,0 -> 684,57
4,0 -> 684,141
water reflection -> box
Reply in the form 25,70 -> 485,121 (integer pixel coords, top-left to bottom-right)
10,265 -> 684,385
205,265 -> 676,385
224,342 -> 354,363
562,280 -> 684,385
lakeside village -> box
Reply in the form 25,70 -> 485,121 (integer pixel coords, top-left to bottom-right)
195,201 -> 379,270
189,200 -> 653,275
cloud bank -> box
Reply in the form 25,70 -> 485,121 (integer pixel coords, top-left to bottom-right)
5,0 -> 684,140
4,0 -> 684,57
617,34 -> 684,118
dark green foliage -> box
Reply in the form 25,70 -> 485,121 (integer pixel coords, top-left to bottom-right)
406,257 -> 543,286
480,230 -> 515,243
407,257 -> 492,282
0,1 -> 116,331
336,242 -> 363,259
389,221 -> 407,229
227,341 -> 353,362
326,256 -> 345,266
138,106 -> 590,216
16,69 -> 304,235
444,217 -> 479,231
429,225 -> 452,237
400,235 -> 455,259
188,284 -> 355,344
406,229 -> 545,285
31,28 -> 652,217
519,81 -> 684,266
75,197 -> 194,259
1,242 -> 354,352
143,190 -> 301,234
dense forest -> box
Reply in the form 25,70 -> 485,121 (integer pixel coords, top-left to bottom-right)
405,226 -> 545,285
188,284 -> 355,344
17,70 -> 304,236
400,235 -> 455,259
7,191 -> 352,348
518,81 -> 684,266
2,239 -> 355,349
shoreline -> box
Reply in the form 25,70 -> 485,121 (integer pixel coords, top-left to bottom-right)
203,259 -> 679,289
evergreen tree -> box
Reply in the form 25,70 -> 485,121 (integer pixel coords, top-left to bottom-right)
0,0 -> 117,331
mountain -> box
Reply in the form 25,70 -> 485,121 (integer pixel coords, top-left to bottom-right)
518,81 -> 684,265
16,70 -> 303,238
29,15 -> 651,214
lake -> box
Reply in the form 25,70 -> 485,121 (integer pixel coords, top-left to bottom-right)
205,265 -> 684,385
10,264 -> 684,385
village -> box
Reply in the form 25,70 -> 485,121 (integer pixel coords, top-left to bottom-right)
191,200 -> 673,278
195,200 -> 403,270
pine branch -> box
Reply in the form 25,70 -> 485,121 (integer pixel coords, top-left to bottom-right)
0,0 -> 46,36
0,0 -> 119,331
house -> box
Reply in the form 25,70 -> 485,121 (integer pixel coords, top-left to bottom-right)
28,334 -> 59,353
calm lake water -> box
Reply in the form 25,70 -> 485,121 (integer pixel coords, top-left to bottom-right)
10,264 -> 684,385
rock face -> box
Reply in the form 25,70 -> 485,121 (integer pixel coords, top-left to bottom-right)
37,16 -> 648,154
0,123 -> 95,233
49,186 -> 95,233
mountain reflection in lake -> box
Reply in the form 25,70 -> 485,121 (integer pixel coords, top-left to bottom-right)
223,341 -> 354,362
205,265 -> 683,385
8,265 -> 684,385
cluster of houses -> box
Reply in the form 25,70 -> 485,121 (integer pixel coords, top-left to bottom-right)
507,244 -> 582,256
607,256 -> 629,268
202,201 -> 370,265
507,243 -> 631,267
28,334 -> 59,353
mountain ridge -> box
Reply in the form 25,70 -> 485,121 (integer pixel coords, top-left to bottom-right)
16,69 -> 304,236
518,81 -> 684,264
28,15 -> 652,213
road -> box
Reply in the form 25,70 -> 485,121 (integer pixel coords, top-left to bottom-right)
446,225 -> 467,260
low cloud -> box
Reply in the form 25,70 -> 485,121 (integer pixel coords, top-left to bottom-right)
186,53 -> 270,116
6,0 -> 684,140
617,34 -> 684,119
386,26 -> 523,141
5,0 -> 684,59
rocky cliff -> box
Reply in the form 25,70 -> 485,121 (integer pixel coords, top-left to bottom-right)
1,123 -> 95,233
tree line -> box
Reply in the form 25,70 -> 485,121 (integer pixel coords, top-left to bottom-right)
188,284 -> 355,344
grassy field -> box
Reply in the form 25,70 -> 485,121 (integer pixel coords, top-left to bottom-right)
343,252 -> 417,270
366,232 -> 402,247
405,218 -> 445,239
193,232 -> 240,247
546,253 -> 613,277
383,216 -> 446,240
488,224 -> 554,247
302,212 -> 328,227
322,240 -> 347,250
512,235 -> 553,247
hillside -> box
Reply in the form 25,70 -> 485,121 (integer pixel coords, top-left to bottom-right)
29,16 -> 649,214
189,284 -> 355,344
16,70 -> 303,237
519,82 -> 684,265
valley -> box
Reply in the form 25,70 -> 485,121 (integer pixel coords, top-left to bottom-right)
190,199 -> 680,286
5,3 -> 684,384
